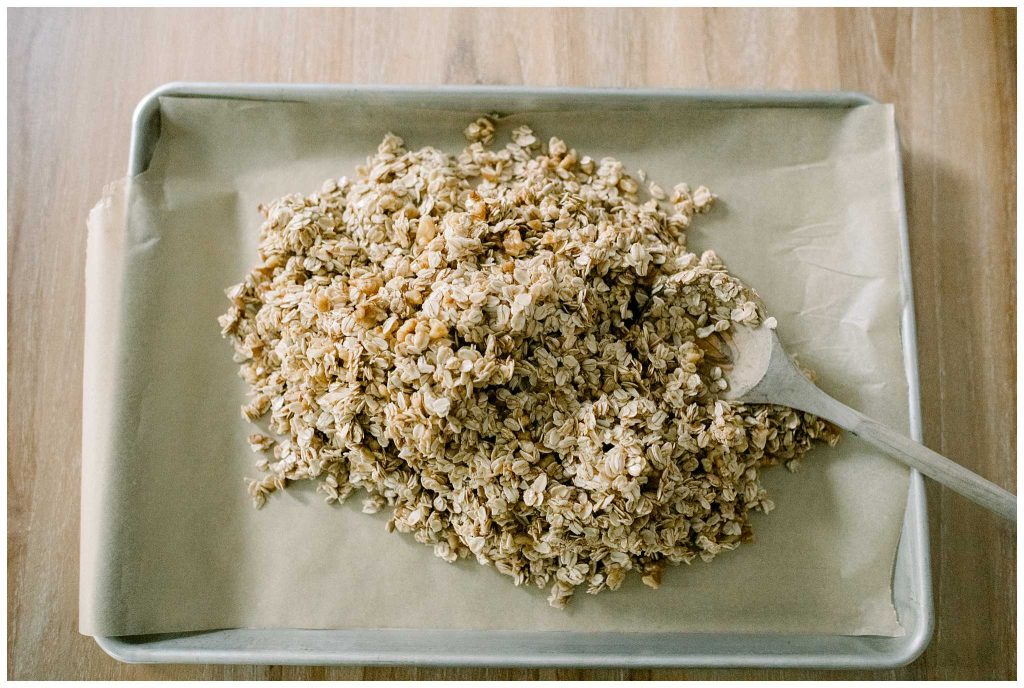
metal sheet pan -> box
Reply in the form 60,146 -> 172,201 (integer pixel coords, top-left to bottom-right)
94,83 -> 932,668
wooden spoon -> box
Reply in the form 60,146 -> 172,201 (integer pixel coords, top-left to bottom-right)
722,323 -> 1016,522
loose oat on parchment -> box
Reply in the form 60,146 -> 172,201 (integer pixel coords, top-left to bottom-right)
218,116 -> 839,608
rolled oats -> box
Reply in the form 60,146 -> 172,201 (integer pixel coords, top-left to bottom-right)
219,117 -> 840,608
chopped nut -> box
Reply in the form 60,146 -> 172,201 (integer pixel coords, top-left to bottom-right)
503,228 -> 526,255
415,216 -> 437,247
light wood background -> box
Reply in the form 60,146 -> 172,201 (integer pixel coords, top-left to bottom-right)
8,7 -> 1016,680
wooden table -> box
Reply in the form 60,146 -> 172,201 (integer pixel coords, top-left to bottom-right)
8,7 -> 1016,680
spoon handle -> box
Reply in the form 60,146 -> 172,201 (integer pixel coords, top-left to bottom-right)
802,389 -> 1016,523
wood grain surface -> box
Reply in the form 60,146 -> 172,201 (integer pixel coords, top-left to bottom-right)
7,7 -> 1016,680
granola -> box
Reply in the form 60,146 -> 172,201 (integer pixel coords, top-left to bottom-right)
218,118 -> 840,607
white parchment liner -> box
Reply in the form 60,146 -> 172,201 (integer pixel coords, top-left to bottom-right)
81,97 -> 909,637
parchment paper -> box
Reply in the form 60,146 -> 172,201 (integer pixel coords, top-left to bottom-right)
81,96 -> 911,638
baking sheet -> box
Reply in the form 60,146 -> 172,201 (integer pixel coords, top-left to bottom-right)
81,96 -> 910,638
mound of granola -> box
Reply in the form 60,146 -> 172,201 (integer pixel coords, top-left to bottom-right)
218,117 -> 839,607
